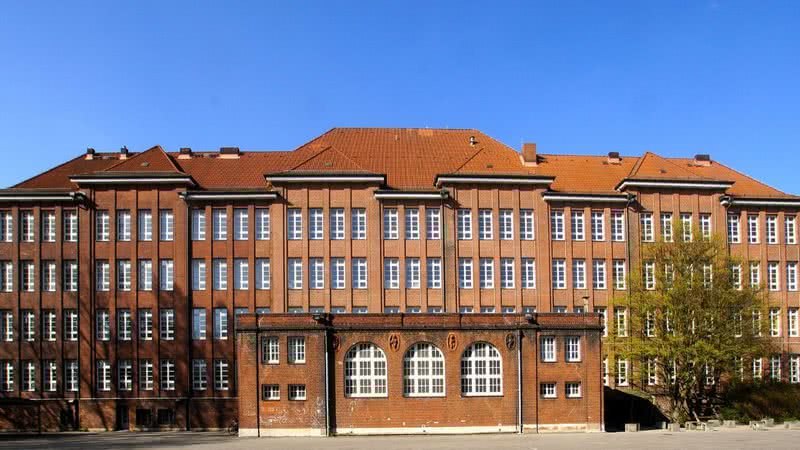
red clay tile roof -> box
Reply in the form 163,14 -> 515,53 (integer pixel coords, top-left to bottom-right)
9,127 -> 796,199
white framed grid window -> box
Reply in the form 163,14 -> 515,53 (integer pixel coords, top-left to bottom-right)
95,210 -> 109,242
500,258 -> 515,289
594,307 -> 608,337
118,359 -> 133,391
288,336 -> 306,363
20,260 -> 34,292
138,309 -> 153,341
520,209 -> 534,240
192,308 -> 207,340
234,258 -> 249,290
330,208 -> 345,240
159,259 -> 174,291
788,262 -> 798,292
42,310 -> 56,341
616,358 -> 629,386
661,213 -> 673,242
139,360 -> 154,391
748,215 -> 759,244
479,258 -> 494,289
572,259 -> 586,290
611,211 -> 625,241
95,260 -> 110,291
63,210 -> 78,242
43,360 -> 57,392
770,308 -> 781,337
644,261 -> 656,290
791,355 -> 800,384
345,343 -> 387,397
786,216 -> 797,245
770,355 -> 781,381
19,211 -> 35,242
40,211 -> 56,242
160,359 -> 175,391
233,208 -> 249,241
117,309 -> 132,341
383,208 -> 398,240
457,209 -> 472,240
21,310 -> 35,342
615,307 -> 627,337
613,260 -> 626,290
262,336 -> 280,364
352,258 -> 367,289
214,359 -> 229,391
728,213 -> 741,243
405,208 -> 420,240
137,209 -> 155,242
213,308 -> 228,340
521,258 -> 536,289
255,208 -> 270,240
331,258 -> 346,289
478,209 -> 493,240
116,210 -> 131,241
309,208 -> 324,240
41,260 -> 56,292
138,259 -> 153,291
552,259 -> 566,289
96,309 -> 110,341
571,210 -> 585,241
592,259 -> 606,290
288,258 -> 303,289
460,342 -> 502,396
255,258 -> 270,290
768,262 -> 780,291
159,209 -> 174,241
96,360 -> 111,392
540,382 -> 557,398
160,309 -> 175,341
0,211 -> 11,242
540,336 -> 556,362
550,210 -> 565,240
384,258 -> 399,289
309,258 -> 324,289
287,208 -> 302,240
458,258 -> 473,289
213,258 -> 228,291
1,262 -> 12,292
262,384 -> 279,400
640,212 -> 654,242
591,211 -> 605,241
680,213 -> 693,242
0,360 -> 13,391
426,208 -> 441,240
212,208 -> 227,241
406,258 -> 420,289
753,358 -> 763,380
64,360 -> 78,392
63,260 -> 77,292
403,342 -> 445,397
750,262 -> 761,288
499,209 -> 513,240
766,215 -> 778,244
351,208 -> 366,240
116,259 -> 131,291
289,384 -> 306,400
190,209 -> 205,241
192,259 -> 206,291
565,336 -> 581,362
700,214 -> 712,240
63,310 -> 77,341
192,359 -> 207,391
566,382 -> 581,398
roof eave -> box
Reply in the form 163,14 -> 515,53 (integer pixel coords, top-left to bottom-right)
434,174 -> 555,187
616,178 -> 734,191
0,190 -> 87,203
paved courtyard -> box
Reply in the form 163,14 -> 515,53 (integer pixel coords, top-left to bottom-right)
0,429 -> 798,450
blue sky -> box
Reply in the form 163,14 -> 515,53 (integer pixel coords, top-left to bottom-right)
1,1 -> 798,192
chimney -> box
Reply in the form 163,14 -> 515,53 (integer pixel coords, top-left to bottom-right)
522,143 -> 537,166
694,154 -> 712,167
85,147 -> 95,160
119,146 -> 129,160
219,147 -> 240,159
178,147 -> 193,160
469,135 -> 477,147
607,151 -> 621,164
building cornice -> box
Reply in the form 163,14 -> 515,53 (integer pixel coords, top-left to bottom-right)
373,190 -> 449,200
179,191 -> 279,201
720,196 -> 800,208
69,173 -> 196,186
616,178 -> 733,191
434,174 -> 554,188
541,192 -> 634,203
0,190 -> 87,203
265,173 -> 386,184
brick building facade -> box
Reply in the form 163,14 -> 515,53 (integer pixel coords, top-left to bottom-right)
0,127 -> 797,432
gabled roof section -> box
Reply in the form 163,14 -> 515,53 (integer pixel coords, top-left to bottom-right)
627,152 -> 709,181
103,146 -> 184,174
288,145 -> 375,174
12,154 -> 122,189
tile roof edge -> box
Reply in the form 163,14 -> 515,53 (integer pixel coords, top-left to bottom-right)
10,153 -> 87,189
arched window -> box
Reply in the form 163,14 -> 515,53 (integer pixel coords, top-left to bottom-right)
344,342 -> 387,397
461,342 -> 502,396
403,342 -> 445,397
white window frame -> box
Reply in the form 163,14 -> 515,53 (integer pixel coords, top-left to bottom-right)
138,309 -> 153,341
405,208 -> 420,240
288,336 -> 306,364
520,209 -> 534,240
403,342 -> 445,397
458,258 -> 473,289
592,259 -> 607,290
160,309 -> 175,341
591,211 -> 605,241
552,259 -> 566,289
383,208 -> 398,240
571,211 -> 585,241
345,342 -> 387,397
540,336 -> 556,362
641,212 -> 654,242
457,209 -> 472,240
384,258 -> 399,289
613,260 -> 626,290
192,308 -> 207,340
427,258 -> 441,289
572,259 -> 586,290
190,209 -> 205,241
728,213 -> 741,243
478,209 -> 493,240
213,208 -> 227,241
499,209 -> 513,240
766,215 -> 778,244
461,342 -> 502,396
351,208 -> 366,240
786,216 -> 797,245
213,259 -> 228,291
309,258 -> 325,289
330,208 -> 345,240
159,259 -> 174,291
550,210 -> 565,241
192,259 -> 206,291
479,258 -> 494,289
406,258 -> 420,289
748,215 -> 759,244
234,258 -> 248,290
611,211 -> 625,242
159,209 -> 174,241
116,210 -> 131,241
500,258 -> 515,289
352,258 -> 367,289
288,258 -> 303,289
309,208 -> 324,240
192,359 -> 207,391
661,213 -> 673,242
213,308 -> 228,340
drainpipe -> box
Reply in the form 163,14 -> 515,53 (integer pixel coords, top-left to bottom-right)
517,329 -> 523,433
324,327 -> 331,436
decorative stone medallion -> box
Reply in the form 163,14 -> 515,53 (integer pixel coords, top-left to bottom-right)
506,333 -> 516,350
388,333 -> 400,352
446,333 -> 458,351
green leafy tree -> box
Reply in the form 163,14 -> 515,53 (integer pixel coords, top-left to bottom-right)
610,222 -> 774,423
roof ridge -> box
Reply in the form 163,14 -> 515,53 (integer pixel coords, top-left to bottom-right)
103,146 -> 185,174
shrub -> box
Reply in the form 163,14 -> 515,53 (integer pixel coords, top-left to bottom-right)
722,382 -> 800,422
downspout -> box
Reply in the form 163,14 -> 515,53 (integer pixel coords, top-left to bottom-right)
517,329 -> 523,433
185,200 -> 192,431
255,328 -> 261,437
324,327 -> 331,436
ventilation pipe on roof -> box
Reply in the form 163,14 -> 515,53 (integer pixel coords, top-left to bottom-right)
521,143 -> 538,166
469,135 -> 477,146
694,154 -> 712,167
219,147 -> 240,159
178,147 -> 193,160
85,147 -> 95,160
119,146 -> 129,160
607,151 -> 621,165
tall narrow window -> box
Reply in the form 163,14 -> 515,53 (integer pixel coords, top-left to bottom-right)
700,214 -> 712,241
457,209 -> 472,240
786,216 -> 797,245
138,259 -> 153,291
768,262 -> 780,291
309,208 -> 324,240
611,211 -> 625,241
500,258 -> 515,289
192,259 -> 206,291
788,262 -> 798,292
552,259 -> 566,289
405,208 -> 420,240
551,210 -> 565,240
64,310 -> 78,341
0,211 -> 12,242
192,308 -> 207,340
521,258 -> 536,289
458,258 -> 473,289
520,209 -> 534,240
766,215 -> 778,244
681,213 -> 693,242
478,209 -> 493,240
42,310 -> 56,341
117,259 -> 132,291
256,259 -> 271,290
571,211 -> 585,241
351,208 -> 366,240
498,209 -> 513,240
591,211 -> 605,241
255,208 -> 270,240
728,214 -> 741,243
644,261 -> 656,290
615,307 -> 627,337
0,262 -> 12,292
160,359 -> 175,391
613,260 -> 626,290
572,259 -> 586,289
138,209 -> 153,241
330,208 -> 345,240
63,210 -> 78,242
96,360 -> 111,391
95,260 -> 110,291
383,208 -> 398,240
592,260 -> 607,290
384,258 -> 399,289
540,336 -> 556,362
748,215 -> 759,244
427,258 -> 441,289
406,258 -> 420,289
234,208 -> 248,240
479,258 -> 494,289
213,259 -> 228,291
159,209 -> 174,241
138,309 -> 153,341
95,210 -> 109,242
234,258 -> 248,290
159,259 -> 174,291
214,308 -> 228,340
331,258 -> 346,289
661,213 -> 673,242
750,262 -> 761,288
160,309 -> 175,341
214,360 -> 229,391
309,258 -> 325,289
288,337 -> 306,363
352,258 -> 367,289
191,209 -> 205,241
20,211 -> 35,242
41,261 -> 56,292
96,309 -> 110,341
20,261 -> 34,292
41,211 -> 56,242
213,208 -> 227,241
287,208 -> 302,240
118,360 -> 133,391
117,210 -> 131,241
117,309 -> 132,341
288,259 -> 303,289
640,213 -> 654,242
192,360 -> 208,391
